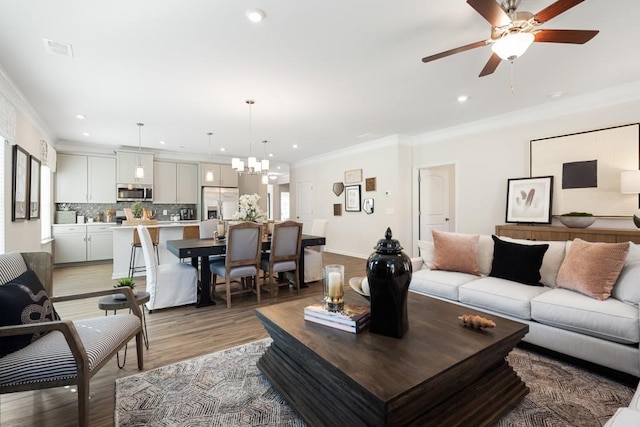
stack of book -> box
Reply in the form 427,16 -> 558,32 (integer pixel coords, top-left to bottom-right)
303,303 -> 371,333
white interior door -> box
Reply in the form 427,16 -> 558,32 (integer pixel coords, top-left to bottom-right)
419,167 -> 451,241
296,181 -> 314,230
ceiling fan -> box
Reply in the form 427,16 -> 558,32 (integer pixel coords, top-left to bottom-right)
421,0 -> 599,77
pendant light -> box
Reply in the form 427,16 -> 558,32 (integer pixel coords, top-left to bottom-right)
134,122 -> 145,179
205,132 -> 214,182
233,99 -> 262,173
261,140 -> 269,184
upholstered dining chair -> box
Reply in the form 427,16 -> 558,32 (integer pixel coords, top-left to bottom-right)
209,221 -> 262,308
137,225 -> 198,311
304,219 -> 328,283
199,219 -> 218,238
260,220 -> 303,295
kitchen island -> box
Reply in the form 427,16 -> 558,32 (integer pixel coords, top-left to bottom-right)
111,220 -> 199,279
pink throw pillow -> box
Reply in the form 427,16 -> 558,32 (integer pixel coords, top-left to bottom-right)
432,230 -> 480,276
556,239 -> 629,300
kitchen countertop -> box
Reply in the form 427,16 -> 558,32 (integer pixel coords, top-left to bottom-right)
111,220 -> 200,229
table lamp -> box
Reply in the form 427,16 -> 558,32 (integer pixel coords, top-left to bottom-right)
620,170 -> 640,227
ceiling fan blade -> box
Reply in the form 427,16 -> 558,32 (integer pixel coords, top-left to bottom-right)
478,53 -> 501,77
422,40 -> 488,63
467,0 -> 511,27
534,29 -> 599,44
534,0 -> 585,24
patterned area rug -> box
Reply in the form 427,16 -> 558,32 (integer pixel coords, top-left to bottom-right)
115,338 -> 634,426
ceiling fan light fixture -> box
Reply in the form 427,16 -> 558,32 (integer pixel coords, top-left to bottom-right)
491,32 -> 535,61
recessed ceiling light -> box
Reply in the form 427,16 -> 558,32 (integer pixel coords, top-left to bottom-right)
277,166 -> 281,170
292,144 -> 298,149
220,147 -> 226,152
82,132 -> 90,137
268,153 -> 273,157
246,9 -> 265,22
159,140 -> 166,145
457,95 -> 468,103
75,114 -> 85,119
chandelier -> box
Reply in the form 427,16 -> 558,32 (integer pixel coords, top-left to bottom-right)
232,99 -> 270,176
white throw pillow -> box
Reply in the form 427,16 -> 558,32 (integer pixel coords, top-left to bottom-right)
612,242 -> 640,305
417,240 -> 434,269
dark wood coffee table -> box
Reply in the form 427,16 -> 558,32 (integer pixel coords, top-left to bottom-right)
255,292 -> 529,426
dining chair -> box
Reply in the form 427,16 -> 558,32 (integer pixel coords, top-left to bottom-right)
260,220 -> 303,296
198,219 -> 218,238
209,222 -> 262,308
137,225 -> 198,311
304,219 -> 328,283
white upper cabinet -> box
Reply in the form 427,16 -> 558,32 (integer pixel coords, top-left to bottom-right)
117,151 -> 154,185
153,161 -> 197,204
200,163 -> 238,187
55,154 -> 116,203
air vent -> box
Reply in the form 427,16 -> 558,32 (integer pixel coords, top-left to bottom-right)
42,38 -> 74,58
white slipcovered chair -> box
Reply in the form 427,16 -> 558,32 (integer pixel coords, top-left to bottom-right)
137,225 -> 198,311
304,219 -> 328,283
199,219 -> 217,238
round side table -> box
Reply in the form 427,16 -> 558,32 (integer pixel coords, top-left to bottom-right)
98,291 -> 150,368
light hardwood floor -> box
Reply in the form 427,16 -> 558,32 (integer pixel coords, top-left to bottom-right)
0,252 -> 367,427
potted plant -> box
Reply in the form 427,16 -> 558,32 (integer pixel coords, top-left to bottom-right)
131,202 -> 144,219
114,277 -> 137,299
558,212 -> 596,228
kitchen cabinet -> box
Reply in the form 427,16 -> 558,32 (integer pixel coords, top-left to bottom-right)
87,224 -> 114,261
117,151 -> 154,185
55,154 -> 116,203
201,163 -> 238,187
53,224 -> 114,263
153,161 -> 198,204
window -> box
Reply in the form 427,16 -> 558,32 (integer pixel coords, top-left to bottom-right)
40,165 -> 52,241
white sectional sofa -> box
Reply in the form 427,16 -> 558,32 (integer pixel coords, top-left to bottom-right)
605,384 -> 640,426
409,233 -> 640,378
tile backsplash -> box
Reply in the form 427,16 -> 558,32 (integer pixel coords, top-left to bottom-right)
55,202 -> 197,223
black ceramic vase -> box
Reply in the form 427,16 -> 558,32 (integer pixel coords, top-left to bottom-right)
366,227 -> 412,338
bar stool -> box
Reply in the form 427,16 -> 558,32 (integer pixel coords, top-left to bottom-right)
128,227 -> 159,277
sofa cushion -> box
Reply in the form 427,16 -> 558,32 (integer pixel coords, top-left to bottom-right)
489,235 -> 548,286
432,230 -> 480,275
556,239 -> 629,300
531,288 -> 639,345
0,270 -> 59,357
410,269 -> 479,301
498,237 -> 567,287
603,408 -> 640,427
458,276 -> 550,320
418,235 -> 494,275
612,243 -> 640,306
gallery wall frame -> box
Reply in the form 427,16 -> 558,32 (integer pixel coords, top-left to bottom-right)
365,177 -> 376,192
29,155 -> 41,219
12,144 -> 29,221
505,176 -> 553,224
530,123 -> 640,216
333,182 -> 344,196
333,203 -> 342,216
345,169 -> 362,184
345,184 -> 361,212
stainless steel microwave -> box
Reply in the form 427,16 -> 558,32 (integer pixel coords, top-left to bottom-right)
117,184 -> 153,202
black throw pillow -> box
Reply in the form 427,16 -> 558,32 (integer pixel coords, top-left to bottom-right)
489,235 -> 549,286
0,270 -> 59,357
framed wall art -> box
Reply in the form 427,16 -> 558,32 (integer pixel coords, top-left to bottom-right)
345,184 -> 361,212
365,177 -> 376,192
506,176 -> 553,224
333,182 -> 344,196
345,169 -> 362,184
530,123 -> 639,216
29,155 -> 41,219
333,203 -> 342,216
12,144 -> 29,221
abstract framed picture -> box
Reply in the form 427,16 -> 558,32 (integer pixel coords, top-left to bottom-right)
505,176 -> 553,224
345,184 -> 361,212
12,144 -> 29,221
29,155 -> 41,219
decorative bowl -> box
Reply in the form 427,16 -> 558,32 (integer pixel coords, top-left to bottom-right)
558,216 -> 596,228
348,277 -> 370,300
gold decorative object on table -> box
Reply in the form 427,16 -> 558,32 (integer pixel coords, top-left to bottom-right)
458,314 -> 496,329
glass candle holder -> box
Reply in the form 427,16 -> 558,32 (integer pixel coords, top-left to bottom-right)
323,264 -> 345,312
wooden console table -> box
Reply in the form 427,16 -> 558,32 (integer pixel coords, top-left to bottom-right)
495,224 -> 640,244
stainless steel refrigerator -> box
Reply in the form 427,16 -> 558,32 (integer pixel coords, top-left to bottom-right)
201,187 -> 239,220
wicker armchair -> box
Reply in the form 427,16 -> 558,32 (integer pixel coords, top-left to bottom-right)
0,252 -> 144,427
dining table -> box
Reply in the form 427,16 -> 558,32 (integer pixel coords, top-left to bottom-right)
166,234 -> 327,307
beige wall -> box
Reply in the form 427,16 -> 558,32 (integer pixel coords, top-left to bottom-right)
4,112 -> 48,252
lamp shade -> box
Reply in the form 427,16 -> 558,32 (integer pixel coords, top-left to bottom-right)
621,170 -> 640,193
491,32 -> 534,61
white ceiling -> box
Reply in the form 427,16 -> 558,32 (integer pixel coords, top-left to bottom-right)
0,0 -> 639,170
